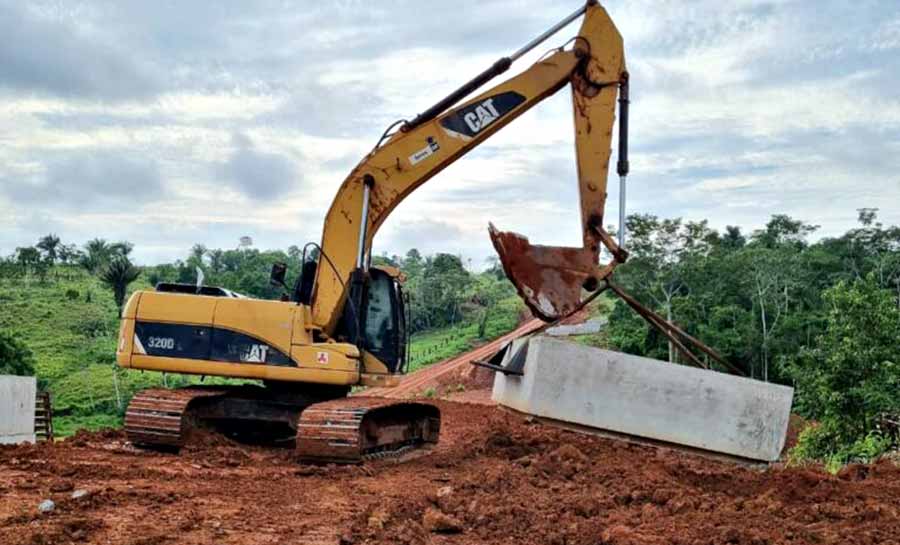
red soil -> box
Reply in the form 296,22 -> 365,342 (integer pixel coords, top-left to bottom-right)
1,401 -> 898,545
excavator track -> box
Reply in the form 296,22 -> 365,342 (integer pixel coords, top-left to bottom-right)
125,388 -> 228,448
126,389 -> 440,463
296,397 -> 440,463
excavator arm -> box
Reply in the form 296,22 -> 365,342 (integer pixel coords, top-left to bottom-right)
311,1 -> 628,334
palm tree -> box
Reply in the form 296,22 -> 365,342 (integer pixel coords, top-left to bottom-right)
110,241 -> 134,257
82,238 -> 112,273
36,234 -> 61,263
101,257 -> 141,314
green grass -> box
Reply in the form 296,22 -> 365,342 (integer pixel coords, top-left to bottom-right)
54,414 -> 123,438
0,268 -> 172,436
407,296 -> 521,372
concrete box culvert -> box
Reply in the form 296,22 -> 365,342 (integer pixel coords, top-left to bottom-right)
0,375 -> 37,445
492,336 -> 793,462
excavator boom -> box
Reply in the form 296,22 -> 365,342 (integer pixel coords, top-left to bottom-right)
311,1 -> 628,329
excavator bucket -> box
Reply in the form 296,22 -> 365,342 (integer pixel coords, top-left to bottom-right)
489,223 -> 612,322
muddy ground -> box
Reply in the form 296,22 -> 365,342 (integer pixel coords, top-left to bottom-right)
1,400 -> 899,545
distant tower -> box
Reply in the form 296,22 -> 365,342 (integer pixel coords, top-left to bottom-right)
238,236 -> 253,249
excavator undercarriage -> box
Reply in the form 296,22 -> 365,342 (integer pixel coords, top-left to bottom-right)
125,386 -> 439,463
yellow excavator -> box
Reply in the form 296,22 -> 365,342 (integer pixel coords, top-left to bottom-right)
116,0 -> 630,463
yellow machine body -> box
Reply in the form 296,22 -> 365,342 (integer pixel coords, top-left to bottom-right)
116,286 -> 399,389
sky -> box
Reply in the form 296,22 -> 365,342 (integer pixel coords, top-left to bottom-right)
2,0 -> 899,268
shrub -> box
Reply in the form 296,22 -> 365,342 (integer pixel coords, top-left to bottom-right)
71,315 -> 112,338
0,330 -> 36,376
791,424 -> 894,472
787,275 -> 900,466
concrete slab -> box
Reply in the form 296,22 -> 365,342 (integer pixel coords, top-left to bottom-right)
545,318 -> 605,337
0,375 -> 37,445
492,337 -> 794,462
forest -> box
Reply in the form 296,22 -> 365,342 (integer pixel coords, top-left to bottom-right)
1,210 -> 898,468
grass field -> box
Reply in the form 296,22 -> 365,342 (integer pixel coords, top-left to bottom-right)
0,267 -> 153,435
406,296 -> 521,372
0,267 -> 523,436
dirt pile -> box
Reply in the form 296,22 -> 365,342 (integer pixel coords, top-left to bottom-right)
1,401 -> 898,545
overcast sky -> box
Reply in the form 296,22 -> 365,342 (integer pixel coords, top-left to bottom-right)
2,0 -> 898,267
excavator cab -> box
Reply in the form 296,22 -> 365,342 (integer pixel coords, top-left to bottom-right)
359,268 -> 408,373
293,257 -> 408,374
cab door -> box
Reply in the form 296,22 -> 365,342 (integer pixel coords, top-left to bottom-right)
361,269 -> 406,372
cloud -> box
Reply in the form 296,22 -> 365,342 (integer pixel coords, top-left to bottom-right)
217,133 -> 298,200
2,150 -> 164,209
378,218 -> 467,259
0,3 -> 160,101
259,79 -> 384,138
1,0 -> 899,267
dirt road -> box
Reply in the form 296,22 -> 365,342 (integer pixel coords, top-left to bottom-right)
2,400 -> 898,545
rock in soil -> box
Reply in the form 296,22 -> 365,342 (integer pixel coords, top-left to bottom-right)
422,507 -> 462,533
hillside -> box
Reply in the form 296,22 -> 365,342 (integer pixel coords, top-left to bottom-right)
0,268 -> 157,435
0,266 -> 524,437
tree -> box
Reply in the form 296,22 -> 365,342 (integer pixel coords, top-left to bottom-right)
857,207 -> 878,227
15,246 -> 42,279
81,238 -> 112,273
405,252 -> 472,331
36,234 -> 61,263
719,225 -> 746,251
787,275 -> 900,464
484,256 -> 505,280
58,243 -> 81,265
208,249 -> 225,273
101,257 -> 141,314
0,330 -> 36,376
751,214 -> 819,250
469,272 -> 513,338
730,245 -> 803,381
614,214 -> 699,362
189,244 -> 207,266
606,213 -> 840,379
110,241 -> 134,257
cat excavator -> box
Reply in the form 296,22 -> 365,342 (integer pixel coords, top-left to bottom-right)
115,0 -> 630,463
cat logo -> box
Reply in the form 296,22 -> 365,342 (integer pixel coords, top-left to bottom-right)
242,344 -> 269,363
440,91 -> 526,140
463,98 -> 501,133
